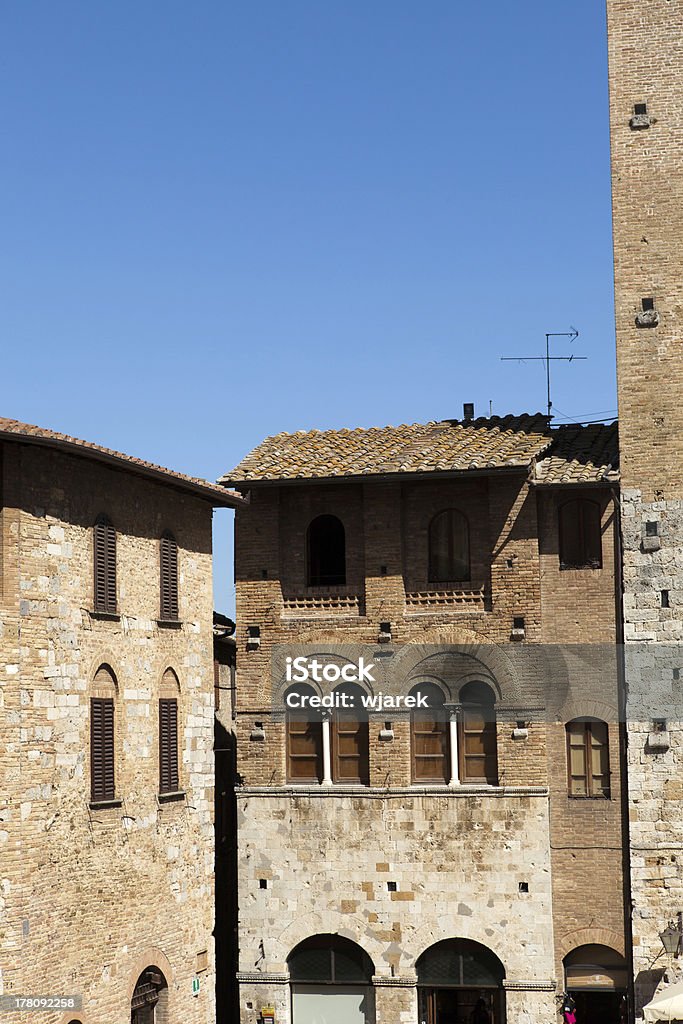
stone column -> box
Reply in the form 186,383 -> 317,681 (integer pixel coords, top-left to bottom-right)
322,712 -> 333,785
446,704 -> 460,787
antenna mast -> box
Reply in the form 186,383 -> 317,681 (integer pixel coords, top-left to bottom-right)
501,328 -> 585,420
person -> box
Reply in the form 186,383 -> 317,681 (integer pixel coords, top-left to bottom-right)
472,997 -> 491,1024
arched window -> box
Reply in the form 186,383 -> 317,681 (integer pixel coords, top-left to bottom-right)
416,938 -> 505,1024
566,719 -> 610,798
159,669 -> 180,795
288,935 -> 375,1024
307,515 -> 346,587
286,684 -> 323,783
131,966 -> 168,1024
428,509 -> 470,583
410,683 -> 449,783
159,531 -> 179,621
332,683 -> 369,785
93,514 -> 116,614
90,664 -> 117,803
459,681 -> 498,785
563,945 -> 628,1020
559,499 -> 602,570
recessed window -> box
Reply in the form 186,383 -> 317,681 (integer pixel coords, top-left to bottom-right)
159,696 -> 179,794
459,681 -> 498,785
559,499 -> 602,570
286,684 -> 323,783
410,683 -> 449,783
428,508 -> 470,583
93,514 -> 116,614
307,515 -> 346,586
566,719 -> 610,798
159,531 -> 179,620
90,665 -> 117,803
634,102 -> 648,115
642,297 -> 655,311
332,683 -> 369,785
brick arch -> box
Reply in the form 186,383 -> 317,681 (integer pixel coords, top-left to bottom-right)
157,663 -> 182,693
395,631 -> 521,705
555,928 -> 626,960
269,913 -> 380,974
272,646 -> 377,701
60,1013 -> 89,1024
406,924 -> 509,975
559,701 -> 620,726
87,651 -> 122,690
126,947 -> 174,1004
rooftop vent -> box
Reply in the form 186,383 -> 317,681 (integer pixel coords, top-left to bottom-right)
463,402 -> 475,422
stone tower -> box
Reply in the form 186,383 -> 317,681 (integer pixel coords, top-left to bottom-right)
607,0 -> 683,1011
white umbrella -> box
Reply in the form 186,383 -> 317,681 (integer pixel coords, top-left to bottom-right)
643,981 -> 683,1022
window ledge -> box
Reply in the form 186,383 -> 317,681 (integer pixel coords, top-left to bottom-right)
90,611 -> 121,622
559,563 -> 602,572
158,789 -> 186,803
157,618 -> 182,630
89,798 -> 122,809
238,784 -> 549,798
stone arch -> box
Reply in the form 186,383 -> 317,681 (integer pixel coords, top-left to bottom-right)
159,665 -> 181,695
270,914 -> 383,974
555,928 -> 626,961
87,652 -> 121,692
126,948 -> 174,1005
406,922 -> 510,975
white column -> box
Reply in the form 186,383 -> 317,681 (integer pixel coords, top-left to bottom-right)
448,711 -> 460,787
322,713 -> 333,785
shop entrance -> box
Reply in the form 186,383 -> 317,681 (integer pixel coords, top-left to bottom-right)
563,944 -> 628,1024
417,939 -> 505,1024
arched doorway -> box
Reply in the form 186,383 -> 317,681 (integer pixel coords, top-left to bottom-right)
563,945 -> 628,1024
417,938 -> 505,1024
288,934 -> 375,1024
130,966 -> 168,1024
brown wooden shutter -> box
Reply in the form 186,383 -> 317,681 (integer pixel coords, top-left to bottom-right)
90,697 -> 115,801
412,712 -> 449,782
332,711 -> 369,784
460,708 -> 498,784
93,516 -> 116,613
159,698 -> 179,793
286,717 -> 323,782
160,532 -> 179,620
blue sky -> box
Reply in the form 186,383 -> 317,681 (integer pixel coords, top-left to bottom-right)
3,1 -> 615,615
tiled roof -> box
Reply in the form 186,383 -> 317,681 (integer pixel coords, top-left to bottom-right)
533,421 -> 619,485
0,417 -> 242,506
222,415 -> 619,488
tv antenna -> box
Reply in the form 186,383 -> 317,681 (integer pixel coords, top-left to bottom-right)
501,328 -> 585,421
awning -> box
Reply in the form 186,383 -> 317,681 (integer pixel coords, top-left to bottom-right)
643,980 -> 683,1022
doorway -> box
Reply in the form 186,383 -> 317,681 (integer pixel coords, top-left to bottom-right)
567,990 -> 626,1024
417,939 -> 505,1024
419,986 -> 501,1024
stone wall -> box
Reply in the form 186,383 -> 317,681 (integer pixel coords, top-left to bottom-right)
233,473 -> 626,1022
607,0 -> 683,1013
0,440 -> 217,1024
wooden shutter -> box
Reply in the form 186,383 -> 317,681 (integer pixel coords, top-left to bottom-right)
428,509 -> 470,583
412,712 -> 449,782
287,717 -> 323,782
567,720 -> 610,797
559,499 -> 602,569
159,698 -> 179,793
460,708 -> 498,784
90,697 -> 115,801
93,516 -> 116,613
332,711 -> 369,784
160,532 -> 179,620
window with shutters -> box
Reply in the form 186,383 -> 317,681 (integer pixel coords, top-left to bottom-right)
566,719 -> 611,798
559,498 -> 602,569
428,509 -> 470,583
410,682 -> 449,783
159,530 -> 179,621
331,683 -> 369,785
90,665 -> 117,804
93,514 -> 117,614
458,681 -> 498,785
286,684 -> 323,783
159,698 -> 179,794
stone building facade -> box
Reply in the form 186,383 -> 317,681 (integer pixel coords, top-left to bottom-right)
223,415 -> 628,1024
0,418 -> 240,1024
607,0 -> 683,1014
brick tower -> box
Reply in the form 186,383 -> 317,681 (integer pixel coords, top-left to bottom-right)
607,0 -> 683,1012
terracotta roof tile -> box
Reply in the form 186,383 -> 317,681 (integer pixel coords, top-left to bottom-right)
0,417 -> 241,506
533,421 -> 619,485
222,415 -> 619,488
